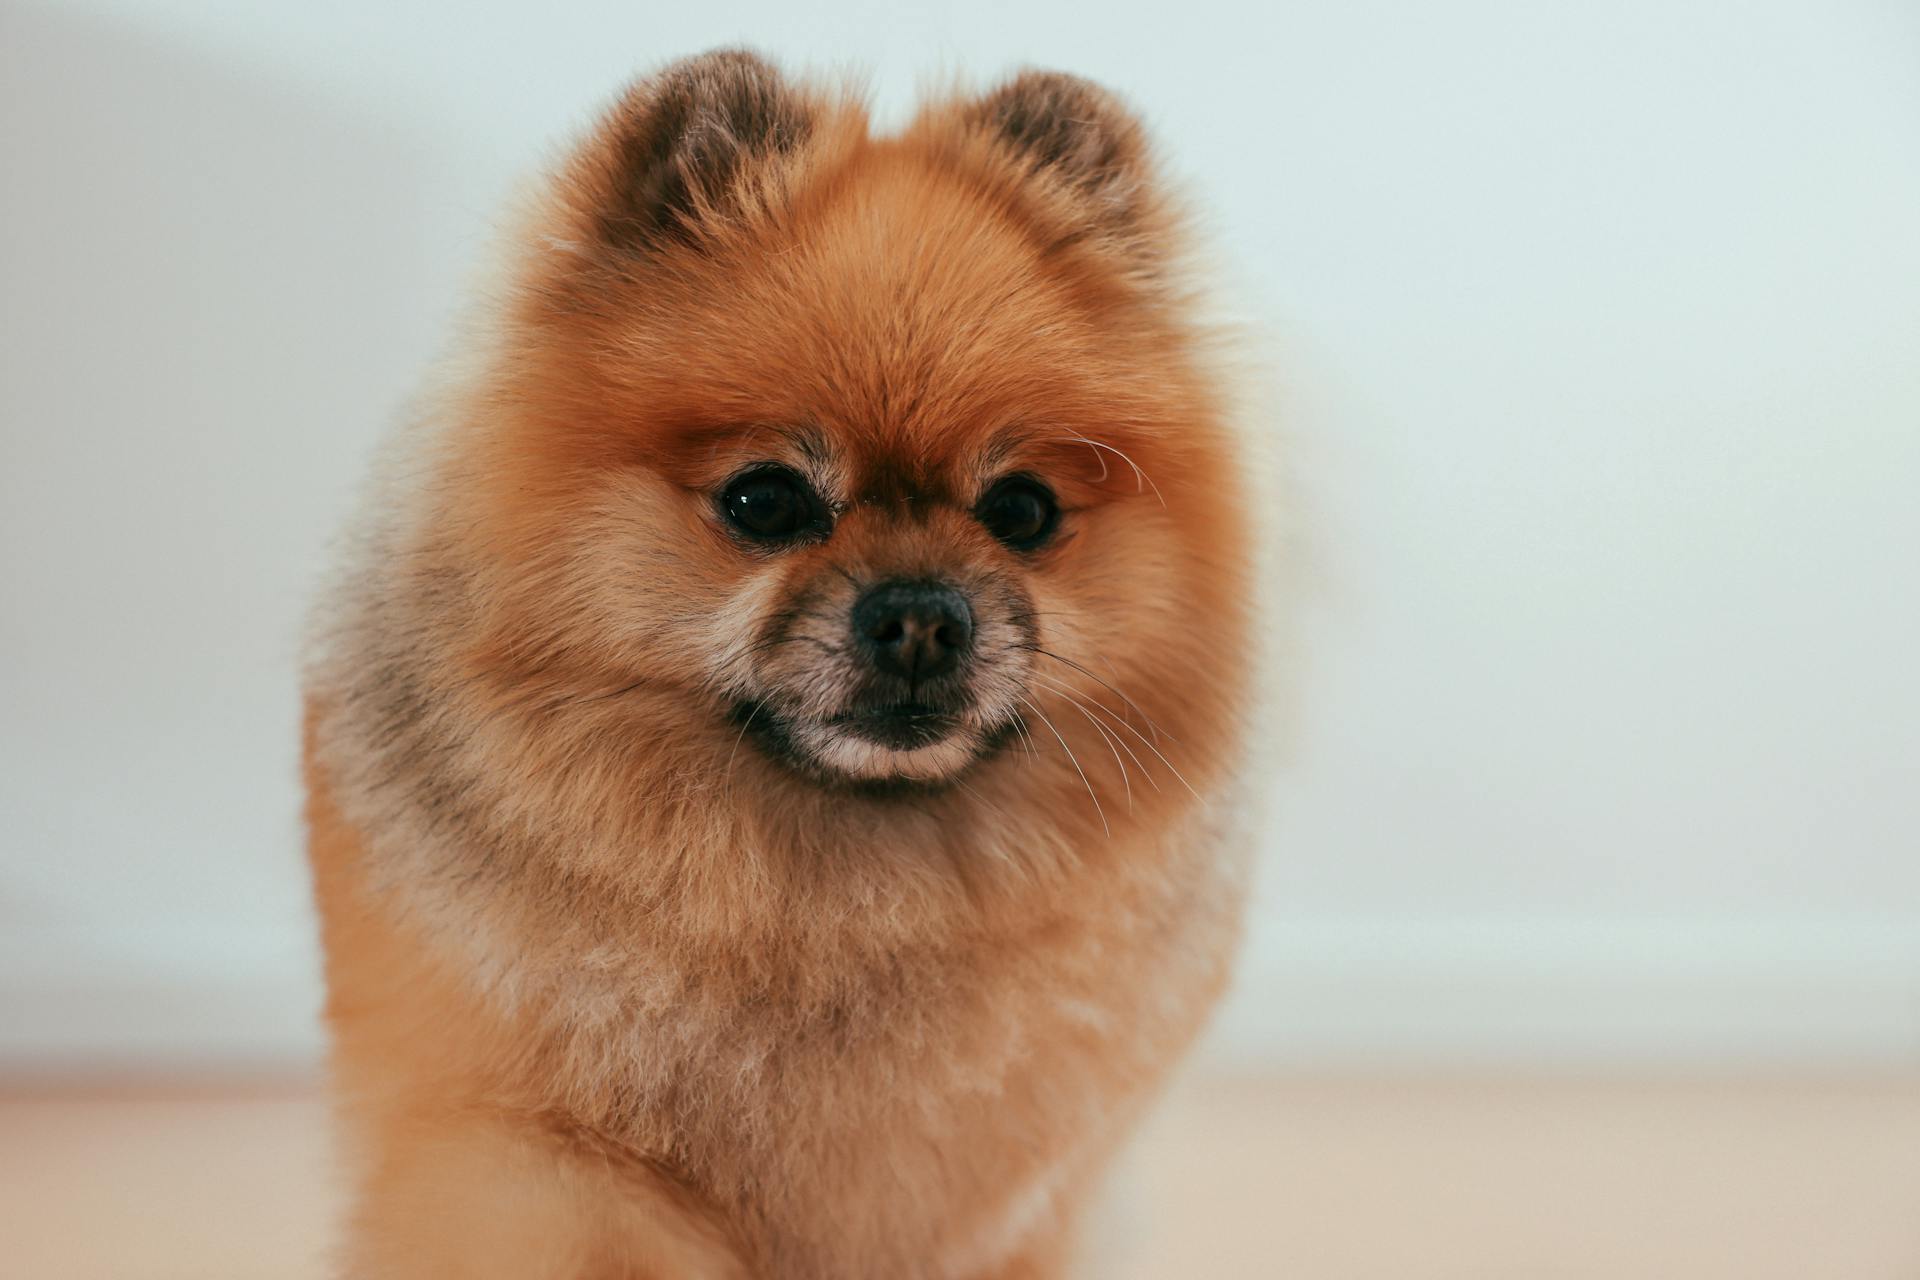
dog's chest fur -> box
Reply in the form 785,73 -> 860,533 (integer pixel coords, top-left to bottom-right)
609,846 -> 1236,1277
438,810 -> 1246,1280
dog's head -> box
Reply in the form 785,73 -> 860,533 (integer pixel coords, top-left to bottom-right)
437,52 -> 1249,806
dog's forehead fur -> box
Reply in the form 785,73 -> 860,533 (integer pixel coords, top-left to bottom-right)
507,98 -> 1194,489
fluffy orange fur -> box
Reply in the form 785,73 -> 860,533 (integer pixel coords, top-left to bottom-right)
304,50 -> 1256,1278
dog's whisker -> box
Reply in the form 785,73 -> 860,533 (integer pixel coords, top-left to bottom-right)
1028,667 -> 1196,800
1058,432 -> 1165,507
1068,698 -> 1132,812
1029,673 -> 1158,795
722,701 -> 764,796
1018,695 -> 1108,837
1088,701 -> 1200,802
1024,668 -> 1148,750
1035,677 -> 1134,803
1018,646 -> 1170,744
1006,712 -> 1043,762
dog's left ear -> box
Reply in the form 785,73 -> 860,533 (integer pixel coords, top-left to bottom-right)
958,70 -> 1164,261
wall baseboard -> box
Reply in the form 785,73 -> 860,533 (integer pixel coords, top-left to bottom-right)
1202,915 -> 1920,1068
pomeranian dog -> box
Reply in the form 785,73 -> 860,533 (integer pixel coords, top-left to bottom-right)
304,48 -> 1256,1279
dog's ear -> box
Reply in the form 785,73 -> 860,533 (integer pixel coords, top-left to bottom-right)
965,70 -> 1158,248
571,49 -> 815,255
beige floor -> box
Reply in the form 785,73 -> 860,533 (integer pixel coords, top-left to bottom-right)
3,1073 -> 1917,1279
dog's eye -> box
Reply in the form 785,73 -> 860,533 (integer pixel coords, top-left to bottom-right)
974,476 -> 1059,551
720,466 -> 827,543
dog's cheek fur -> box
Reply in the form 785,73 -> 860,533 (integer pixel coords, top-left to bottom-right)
305,48 -> 1258,1280
496,467 -> 783,696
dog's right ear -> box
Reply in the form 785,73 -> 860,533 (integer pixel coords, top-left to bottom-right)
564,49 -> 816,257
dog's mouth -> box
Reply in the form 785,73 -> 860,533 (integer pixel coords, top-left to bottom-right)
730,697 -> 1016,785
827,702 -> 957,750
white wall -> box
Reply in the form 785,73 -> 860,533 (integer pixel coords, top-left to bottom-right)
3,0 -> 1916,1071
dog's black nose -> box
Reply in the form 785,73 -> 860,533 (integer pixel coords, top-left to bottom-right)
852,580 -> 974,681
